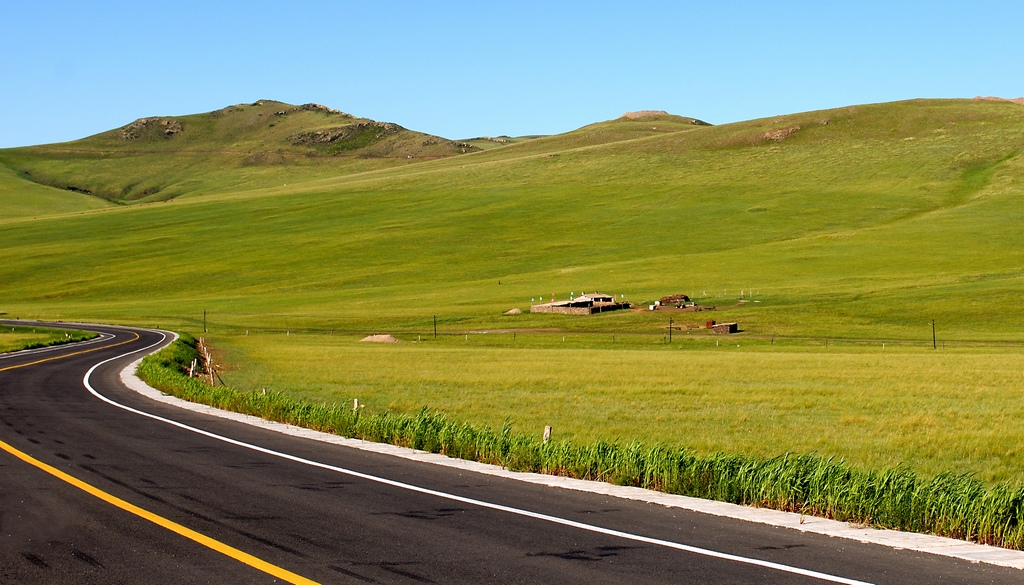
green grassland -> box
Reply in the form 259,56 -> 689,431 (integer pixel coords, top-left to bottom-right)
0,325 -> 97,353
3,98 -> 1024,483
0,163 -> 111,221
214,332 -> 1024,483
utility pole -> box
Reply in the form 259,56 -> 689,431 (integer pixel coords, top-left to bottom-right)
932,320 -> 937,349
669,317 -> 673,343
433,315 -> 437,339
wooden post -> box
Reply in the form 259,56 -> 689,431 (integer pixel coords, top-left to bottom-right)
205,341 -> 214,385
669,318 -> 673,343
932,320 -> 937,349
543,426 -> 552,445
203,309 -> 207,333
434,315 -> 437,339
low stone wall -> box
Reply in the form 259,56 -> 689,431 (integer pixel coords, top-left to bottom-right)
530,302 -> 630,315
530,305 -> 594,315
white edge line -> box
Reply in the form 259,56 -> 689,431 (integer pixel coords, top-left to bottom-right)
68,327 -> 874,585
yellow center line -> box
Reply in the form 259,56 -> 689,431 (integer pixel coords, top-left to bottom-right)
0,332 -> 140,373
1,329 -> 321,583
0,438 -> 320,584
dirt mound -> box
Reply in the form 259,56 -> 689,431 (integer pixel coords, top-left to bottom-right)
360,334 -> 400,343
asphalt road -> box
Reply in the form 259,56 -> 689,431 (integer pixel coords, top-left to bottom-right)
1,322 -> 1021,584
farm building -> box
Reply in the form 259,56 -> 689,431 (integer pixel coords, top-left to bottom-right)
706,321 -> 739,334
530,292 -> 630,315
659,293 -> 691,307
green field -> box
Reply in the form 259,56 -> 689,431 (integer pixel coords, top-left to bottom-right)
213,332 -> 1024,483
3,98 -> 1024,483
0,325 -> 98,353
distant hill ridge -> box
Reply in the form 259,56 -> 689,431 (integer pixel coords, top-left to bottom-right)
0,100 -> 718,202
99,99 -> 475,157
4,97 -> 1017,207
620,110 -> 711,125
973,96 -> 1024,105
0,100 -> 483,202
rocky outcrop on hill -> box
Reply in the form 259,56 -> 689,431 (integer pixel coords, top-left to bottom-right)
763,125 -> 801,141
271,103 -> 355,118
290,122 -> 403,147
120,118 -> 182,140
297,103 -> 352,116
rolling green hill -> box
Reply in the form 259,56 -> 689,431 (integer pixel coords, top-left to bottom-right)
2,98 -> 1022,336
0,100 -> 480,203
4,97 -> 1024,482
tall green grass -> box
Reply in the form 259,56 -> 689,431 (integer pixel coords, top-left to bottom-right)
139,336 -> 1024,549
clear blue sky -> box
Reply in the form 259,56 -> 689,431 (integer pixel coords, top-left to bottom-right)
2,1 -> 1021,148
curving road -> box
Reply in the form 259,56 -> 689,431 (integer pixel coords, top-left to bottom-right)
0,321 -> 1021,584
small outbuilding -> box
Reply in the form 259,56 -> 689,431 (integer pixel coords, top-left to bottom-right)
659,294 -> 691,307
708,321 -> 738,334
530,292 -> 630,315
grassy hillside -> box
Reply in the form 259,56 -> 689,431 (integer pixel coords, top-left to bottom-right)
0,162 -> 111,221
0,100 -> 480,203
1,99 -> 1022,335
3,97 -> 1024,482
